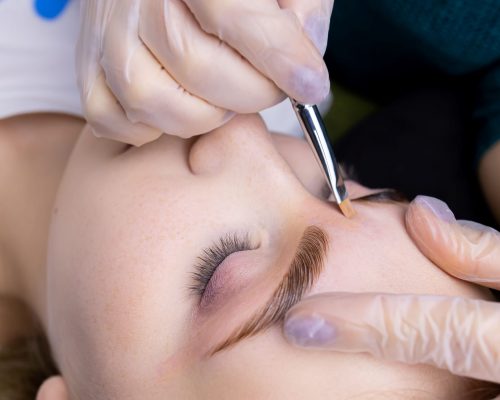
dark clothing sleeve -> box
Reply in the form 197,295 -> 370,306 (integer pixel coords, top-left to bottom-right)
326,0 -> 500,161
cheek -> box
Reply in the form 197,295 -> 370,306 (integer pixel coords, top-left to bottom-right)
47,233 -> 195,396
46,195 -> 198,385
189,327 -> 469,400
192,329 -> 337,399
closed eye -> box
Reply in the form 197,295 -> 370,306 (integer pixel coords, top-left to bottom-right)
190,233 -> 254,301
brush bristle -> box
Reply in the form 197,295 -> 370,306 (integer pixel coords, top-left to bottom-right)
339,199 -> 356,218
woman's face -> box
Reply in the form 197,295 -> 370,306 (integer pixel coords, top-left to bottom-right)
46,115 -> 489,399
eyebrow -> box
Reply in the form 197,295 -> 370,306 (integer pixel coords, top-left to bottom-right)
209,225 -> 329,355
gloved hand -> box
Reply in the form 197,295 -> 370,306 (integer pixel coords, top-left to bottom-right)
77,0 -> 332,146
284,195 -> 500,385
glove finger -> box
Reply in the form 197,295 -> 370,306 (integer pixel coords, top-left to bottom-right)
100,1 -> 230,139
277,0 -> 334,54
406,196 -> 500,289
83,70 -> 162,147
284,292 -> 500,384
139,0 -> 284,113
183,0 -> 330,104
76,0 -> 103,103
78,0 -> 161,145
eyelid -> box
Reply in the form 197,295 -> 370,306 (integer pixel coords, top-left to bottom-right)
198,250 -> 254,309
190,233 -> 254,301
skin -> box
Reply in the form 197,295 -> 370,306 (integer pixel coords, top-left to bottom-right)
0,113 -> 494,400
479,141 -> 500,225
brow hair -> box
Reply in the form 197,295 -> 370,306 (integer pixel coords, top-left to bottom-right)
210,225 -> 328,355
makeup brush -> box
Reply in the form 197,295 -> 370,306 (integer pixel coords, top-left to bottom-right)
290,99 -> 355,218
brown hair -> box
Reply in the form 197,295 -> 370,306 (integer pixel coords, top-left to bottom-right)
0,335 -> 58,400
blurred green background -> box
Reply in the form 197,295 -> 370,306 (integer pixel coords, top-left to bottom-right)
324,83 -> 379,142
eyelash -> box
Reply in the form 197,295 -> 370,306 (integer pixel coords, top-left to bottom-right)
190,233 -> 253,299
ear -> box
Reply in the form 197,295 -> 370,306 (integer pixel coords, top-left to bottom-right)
36,376 -> 70,400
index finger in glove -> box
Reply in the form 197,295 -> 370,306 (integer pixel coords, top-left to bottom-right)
183,0 -> 331,104
284,293 -> 500,384
406,196 -> 500,289
83,71 -> 163,146
103,42 -> 230,139
139,0 -> 284,114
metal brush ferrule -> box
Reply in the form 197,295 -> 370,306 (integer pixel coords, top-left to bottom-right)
291,99 -> 347,205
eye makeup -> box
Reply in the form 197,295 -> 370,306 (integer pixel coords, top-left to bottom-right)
190,233 -> 255,306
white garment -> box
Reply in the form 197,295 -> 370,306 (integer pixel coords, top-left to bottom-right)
0,0 -> 82,118
0,0 -> 331,137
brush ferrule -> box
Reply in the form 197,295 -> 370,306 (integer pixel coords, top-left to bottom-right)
290,99 -> 348,207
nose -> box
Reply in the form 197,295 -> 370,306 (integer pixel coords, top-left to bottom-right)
189,114 -> 307,196
189,113 -> 350,224
189,114 -> 280,171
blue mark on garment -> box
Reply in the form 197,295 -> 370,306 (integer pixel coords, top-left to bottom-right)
34,0 -> 70,20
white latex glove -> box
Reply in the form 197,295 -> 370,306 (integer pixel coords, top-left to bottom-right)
284,195 -> 500,386
77,0 -> 332,146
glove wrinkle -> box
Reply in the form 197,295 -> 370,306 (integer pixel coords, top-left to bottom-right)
287,293 -> 500,384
